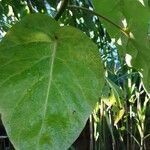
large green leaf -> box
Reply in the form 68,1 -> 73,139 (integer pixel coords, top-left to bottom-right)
0,14 -> 104,150
93,0 -> 150,93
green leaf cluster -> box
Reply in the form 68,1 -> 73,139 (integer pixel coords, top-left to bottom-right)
93,0 -> 150,92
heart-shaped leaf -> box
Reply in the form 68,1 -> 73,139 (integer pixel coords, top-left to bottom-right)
93,0 -> 150,93
0,14 -> 104,150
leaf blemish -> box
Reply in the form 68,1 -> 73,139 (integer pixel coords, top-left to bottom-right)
54,35 -> 58,40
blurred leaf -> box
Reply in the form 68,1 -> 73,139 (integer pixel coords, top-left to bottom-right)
114,108 -> 125,125
102,87 -> 116,108
0,2 -> 4,14
93,0 -> 150,93
106,78 -> 124,108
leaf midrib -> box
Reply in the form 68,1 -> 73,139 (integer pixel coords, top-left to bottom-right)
36,40 -> 57,149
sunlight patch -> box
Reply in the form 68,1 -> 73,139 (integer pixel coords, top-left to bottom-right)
117,38 -> 122,46
69,10 -> 73,16
122,18 -> 128,28
8,5 -> 14,17
125,54 -> 132,67
129,32 -> 135,39
137,0 -> 145,6
57,1 -> 62,11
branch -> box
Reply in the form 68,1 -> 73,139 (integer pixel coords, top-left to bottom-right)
26,0 -> 35,13
67,5 -> 129,36
55,0 -> 68,21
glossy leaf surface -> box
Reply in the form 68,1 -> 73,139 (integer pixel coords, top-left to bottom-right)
0,14 -> 104,150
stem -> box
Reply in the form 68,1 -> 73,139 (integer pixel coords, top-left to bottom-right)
140,137 -> 144,150
89,115 -> 93,150
55,0 -> 68,21
106,111 -> 116,150
67,5 -> 128,36
126,129 -> 141,148
144,133 -> 150,140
